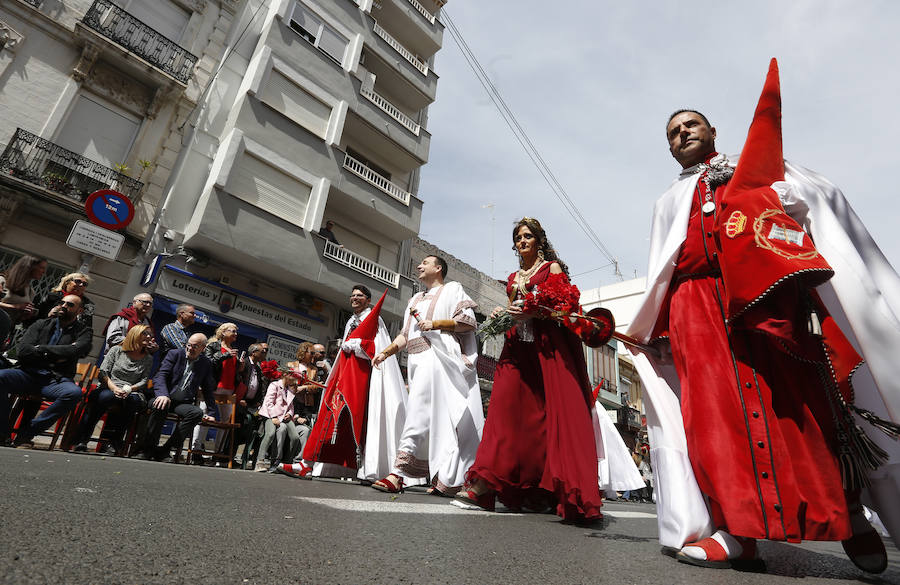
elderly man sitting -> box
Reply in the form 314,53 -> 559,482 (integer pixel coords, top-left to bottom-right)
102,292 -> 158,352
0,295 -> 92,448
137,333 -> 217,462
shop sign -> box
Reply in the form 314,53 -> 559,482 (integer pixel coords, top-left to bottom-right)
266,334 -> 300,366
157,270 -> 324,340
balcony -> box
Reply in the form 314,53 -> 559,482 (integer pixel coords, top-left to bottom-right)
618,406 -> 642,429
322,239 -> 400,288
407,0 -> 436,23
342,151 -> 412,206
21,0 -> 42,7
373,22 -> 428,76
80,0 -> 198,85
0,128 -> 143,203
360,84 -> 420,136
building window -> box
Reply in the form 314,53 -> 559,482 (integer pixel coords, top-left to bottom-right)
229,153 -> 311,228
120,0 -> 190,43
290,2 -> 348,65
54,94 -> 141,168
258,69 -> 332,139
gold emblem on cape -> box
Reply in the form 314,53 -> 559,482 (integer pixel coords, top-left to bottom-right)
753,208 -> 820,260
724,210 -> 747,238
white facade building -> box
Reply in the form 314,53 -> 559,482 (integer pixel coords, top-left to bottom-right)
0,0 -> 235,354
130,0 -> 447,352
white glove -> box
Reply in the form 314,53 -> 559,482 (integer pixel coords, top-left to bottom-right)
341,338 -> 370,360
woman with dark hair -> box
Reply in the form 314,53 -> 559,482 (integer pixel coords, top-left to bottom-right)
74,324 -> 154,455
456,217 -> 603,522
34,272 -> 94,322
0,255 -> 47,325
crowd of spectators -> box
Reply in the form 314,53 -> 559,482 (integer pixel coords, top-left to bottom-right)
0,258 -> 332,470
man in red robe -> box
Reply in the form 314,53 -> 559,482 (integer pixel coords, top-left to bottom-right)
633,60 -> 892,573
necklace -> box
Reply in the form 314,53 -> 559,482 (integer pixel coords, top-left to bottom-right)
517,259 -> 545,292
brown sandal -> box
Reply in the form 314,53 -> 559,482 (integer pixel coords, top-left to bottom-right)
372,473 -> 404,493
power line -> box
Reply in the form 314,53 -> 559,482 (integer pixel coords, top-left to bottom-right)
442,11 -> 621,279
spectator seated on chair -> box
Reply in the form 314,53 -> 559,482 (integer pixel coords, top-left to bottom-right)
102,292 -> 158,353
0,294 -> 92,448
33,272 -> 94,324
137,333 -> 216,462
255,371 -> 303,472
73,324 -> 154,455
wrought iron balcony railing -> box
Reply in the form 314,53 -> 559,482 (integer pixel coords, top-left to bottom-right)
0,128 -> 144,203
81,0 -> 198,84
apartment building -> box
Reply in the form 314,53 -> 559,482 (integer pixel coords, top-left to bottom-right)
134,0 -> 447,356
0,0 -> 235,352
581,277 -> 649,446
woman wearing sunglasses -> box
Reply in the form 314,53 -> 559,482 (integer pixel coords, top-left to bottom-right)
34,272 -> 94,323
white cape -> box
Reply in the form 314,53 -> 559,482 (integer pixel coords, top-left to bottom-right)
310,308 -> 416,483
592,404 -> 645,495
627,156 -> 900,549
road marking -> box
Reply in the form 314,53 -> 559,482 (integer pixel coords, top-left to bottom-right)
604,510 -> 657,519
293,497 -> 515,516
293,497 -> 657,519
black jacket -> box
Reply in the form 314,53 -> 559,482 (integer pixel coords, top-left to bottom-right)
16,316 -> 93,378
152,348 -> 217,418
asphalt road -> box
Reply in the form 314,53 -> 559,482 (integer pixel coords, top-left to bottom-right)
1,448 -> 898,585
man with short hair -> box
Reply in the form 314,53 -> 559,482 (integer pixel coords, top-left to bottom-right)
139,333 -> 217,462
318,220 -> 341,246
0,295 -> 92,447
159,304 -> 196,355
371,256 -> 483,495
103,292 -> 158,351
311,343 -> 331,380
627,62 -> 897,572
237,342 -> 267,468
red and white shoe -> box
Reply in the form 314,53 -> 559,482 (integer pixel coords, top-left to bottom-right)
277,463 -> 312,479
676,531 -> 765,571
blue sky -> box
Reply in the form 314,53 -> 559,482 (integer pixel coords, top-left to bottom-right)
417,1 -> 900,290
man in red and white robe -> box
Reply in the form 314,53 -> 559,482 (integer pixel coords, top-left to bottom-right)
627,59 -> 899,573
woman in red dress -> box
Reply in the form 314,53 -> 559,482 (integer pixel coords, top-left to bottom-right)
457,217 -> 602,521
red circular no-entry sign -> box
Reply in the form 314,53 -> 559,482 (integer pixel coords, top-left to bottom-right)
84,189 -> 135,231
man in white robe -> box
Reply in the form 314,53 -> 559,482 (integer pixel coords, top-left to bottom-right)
372,255 -> 484,495
627,101 -> 899,571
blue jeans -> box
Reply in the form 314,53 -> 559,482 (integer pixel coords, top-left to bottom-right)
0,368 -> 82,440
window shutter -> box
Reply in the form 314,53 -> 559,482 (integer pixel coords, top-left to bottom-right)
259,70 -> 331,138
318,25 -> 348,64
229,154 -> 311,228
291,3 -> 322,38
125,0 -> 190,42
55,95 -> 141,168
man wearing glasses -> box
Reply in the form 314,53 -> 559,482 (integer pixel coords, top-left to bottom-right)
102,292 -> 158,352
0,295 -> 92,448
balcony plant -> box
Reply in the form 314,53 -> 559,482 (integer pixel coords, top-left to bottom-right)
42,172 -> 73,196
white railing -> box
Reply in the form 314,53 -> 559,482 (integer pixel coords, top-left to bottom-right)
342,152 -> 412,206
407,0 -> 435,23
360,85 -> 420,135
323,240 -> 400,288
373,22 -> 429,76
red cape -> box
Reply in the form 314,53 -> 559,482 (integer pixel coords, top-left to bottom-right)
302,290 -> 387,468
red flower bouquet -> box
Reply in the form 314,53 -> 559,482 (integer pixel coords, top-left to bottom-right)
259,359 -> 283,381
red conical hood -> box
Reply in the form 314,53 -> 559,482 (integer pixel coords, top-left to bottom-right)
714,58 -> 833,325
729,58 -> 784,192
